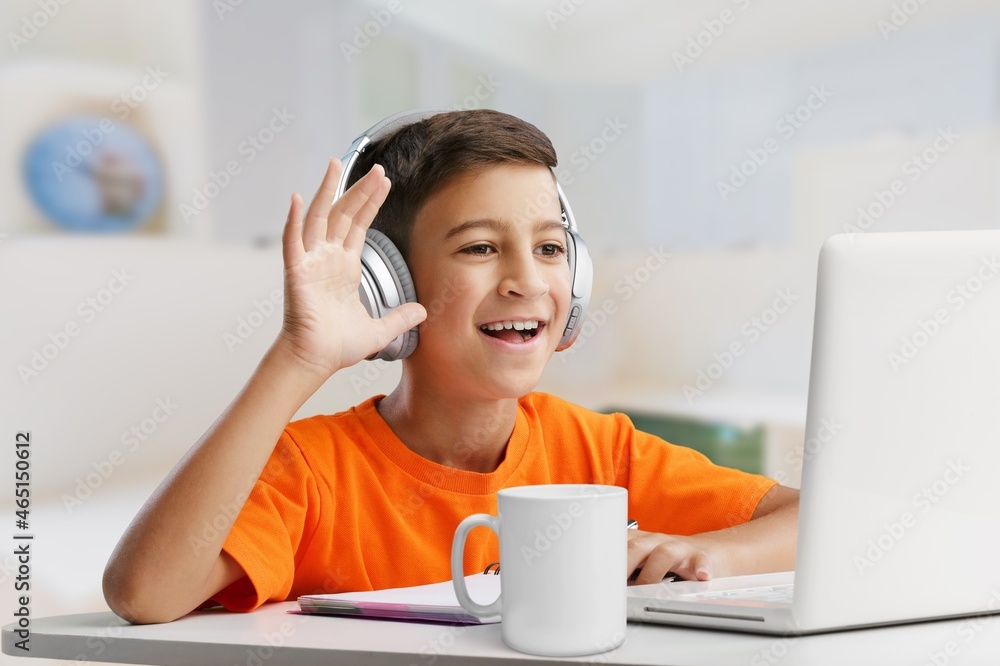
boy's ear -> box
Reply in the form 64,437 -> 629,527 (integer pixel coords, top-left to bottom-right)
358,228 -> 419,362
555,226 -> 593,352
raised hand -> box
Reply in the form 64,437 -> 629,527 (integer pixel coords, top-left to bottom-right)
275,159 -> 426,379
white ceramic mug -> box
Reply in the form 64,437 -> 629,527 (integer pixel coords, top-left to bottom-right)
451,484 -> 628,657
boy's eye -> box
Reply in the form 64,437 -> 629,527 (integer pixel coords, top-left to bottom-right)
538,243 -> 566,257
461,243 -> 496,256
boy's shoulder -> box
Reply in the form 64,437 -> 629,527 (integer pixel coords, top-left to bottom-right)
281,396 -> 381,449
518,390 -> 578,417
518,391 -> 632,433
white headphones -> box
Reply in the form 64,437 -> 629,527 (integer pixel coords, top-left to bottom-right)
336,108 -> 593,362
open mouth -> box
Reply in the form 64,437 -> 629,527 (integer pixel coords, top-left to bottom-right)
478,320 -> 544,344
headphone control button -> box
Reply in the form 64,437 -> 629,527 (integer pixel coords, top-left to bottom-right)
564,305 -> 581,334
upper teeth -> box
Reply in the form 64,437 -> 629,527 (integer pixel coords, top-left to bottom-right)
481,320 -> 540,331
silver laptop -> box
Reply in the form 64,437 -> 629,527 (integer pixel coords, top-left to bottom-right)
627,230 -> 1000,635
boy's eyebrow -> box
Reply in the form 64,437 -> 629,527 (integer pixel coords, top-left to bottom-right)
443,218 -> 565,240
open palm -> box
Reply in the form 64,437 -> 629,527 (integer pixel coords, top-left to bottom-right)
276,159 -> 426,379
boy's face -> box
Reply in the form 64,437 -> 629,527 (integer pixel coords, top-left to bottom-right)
404,163 -> 572,401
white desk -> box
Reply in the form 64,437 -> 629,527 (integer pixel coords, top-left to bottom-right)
5,602 -> 1000,665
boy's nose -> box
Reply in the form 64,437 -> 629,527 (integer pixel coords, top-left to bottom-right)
498,252 -> 549,299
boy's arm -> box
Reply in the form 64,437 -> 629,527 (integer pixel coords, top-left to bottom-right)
626,484 -> 799,585
102,160 -> 426,624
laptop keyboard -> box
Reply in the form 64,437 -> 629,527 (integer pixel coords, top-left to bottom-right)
686,583 -> 794,604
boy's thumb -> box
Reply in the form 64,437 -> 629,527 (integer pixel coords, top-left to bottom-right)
373,303 -> 427,349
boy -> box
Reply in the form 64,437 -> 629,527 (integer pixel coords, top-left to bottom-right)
103,110 -> 798,624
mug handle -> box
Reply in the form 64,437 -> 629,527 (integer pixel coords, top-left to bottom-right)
451,513 -> 502,618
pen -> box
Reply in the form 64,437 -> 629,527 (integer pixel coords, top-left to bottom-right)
627,519 -> 640,581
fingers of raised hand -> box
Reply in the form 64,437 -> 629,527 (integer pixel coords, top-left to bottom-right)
288,161 -> 390,278
329,164 -> 390,253
302,158 -> 344,251
282,192 -> 305,267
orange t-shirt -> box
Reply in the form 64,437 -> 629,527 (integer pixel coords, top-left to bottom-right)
213,392 -> 776,611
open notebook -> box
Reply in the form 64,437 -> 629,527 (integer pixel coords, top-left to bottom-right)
297,571 -> 501,624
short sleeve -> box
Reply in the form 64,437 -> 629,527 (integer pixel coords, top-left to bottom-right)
211,430 -> 320,611
620,423 -> 777,535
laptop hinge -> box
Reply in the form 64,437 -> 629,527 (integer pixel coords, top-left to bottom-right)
643,606 -> 766,623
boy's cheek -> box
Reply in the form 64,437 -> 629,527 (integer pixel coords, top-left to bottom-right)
550,273 -> 573,312
428,276 -> 468,308
419,277 -> 472,321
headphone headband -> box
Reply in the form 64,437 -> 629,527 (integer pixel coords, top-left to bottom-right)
336,107 -> 452,201
337,108 -> 580,234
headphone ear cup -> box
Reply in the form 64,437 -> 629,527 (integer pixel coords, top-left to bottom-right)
556,228 -> 593,351
358,229 -> 419,361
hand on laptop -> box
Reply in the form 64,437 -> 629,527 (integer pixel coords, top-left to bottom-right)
626,530 -> 716,585
626,485 -> 800,586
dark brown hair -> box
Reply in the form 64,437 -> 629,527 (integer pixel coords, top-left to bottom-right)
346,109 -> 558,259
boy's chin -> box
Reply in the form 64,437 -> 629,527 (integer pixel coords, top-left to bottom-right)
497,373 -> 542,399
470,369 -> 545,401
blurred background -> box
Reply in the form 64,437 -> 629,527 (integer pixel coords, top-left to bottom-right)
1,0 -> 999,656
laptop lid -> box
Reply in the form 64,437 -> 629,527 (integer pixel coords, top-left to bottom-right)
793,230 -> 1000,631
628,230 -> 1000,634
